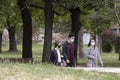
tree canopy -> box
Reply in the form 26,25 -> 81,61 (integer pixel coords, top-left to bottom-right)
0,0 -> 120,61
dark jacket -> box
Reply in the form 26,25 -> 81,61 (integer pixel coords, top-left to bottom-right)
49,49 -> 61,64
62,41 -> 75,61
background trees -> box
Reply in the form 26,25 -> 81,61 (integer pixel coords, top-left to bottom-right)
0,0 -> 19,52
0,0 -> 120,62
55,0 -> 109,63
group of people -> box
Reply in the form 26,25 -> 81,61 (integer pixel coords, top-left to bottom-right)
49,33 -> 103,67
49,33 -> 75,67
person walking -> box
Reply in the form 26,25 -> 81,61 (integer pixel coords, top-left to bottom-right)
49,41 -> 63,66
86,38 -> 103,67
62,33 -> 76,67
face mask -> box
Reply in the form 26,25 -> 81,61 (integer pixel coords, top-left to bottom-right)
58,45 -> 61,48
71,38 -> 74,43
91,42 -> 95,46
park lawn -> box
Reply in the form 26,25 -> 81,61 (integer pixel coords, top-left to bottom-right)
0,44 -> 120,80
0,44 -> 120,67
0,63 -> 120,80
0,44 -> 42,58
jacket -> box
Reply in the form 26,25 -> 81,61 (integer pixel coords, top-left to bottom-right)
49,49 -> 61,64
86,46 -> 103,67
62,41 -> 75,61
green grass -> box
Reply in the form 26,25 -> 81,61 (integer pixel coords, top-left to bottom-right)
0,44 -> 120,67
0,44 -> 120,80
0,44 -> 43,59
0,63 -> 120,80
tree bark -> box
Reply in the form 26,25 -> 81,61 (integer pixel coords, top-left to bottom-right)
70,7 -> 81,64
7,21 -> 17,51
42,0 -> 54,62
78,28 -> 84,58
114,0 -> 120,61
0,32 -> 2,53
97,34 -> 102,53
118,37 -> 120,61
17,0 -> 32,58
114,38 -> 119,53
8,26 -> 17,51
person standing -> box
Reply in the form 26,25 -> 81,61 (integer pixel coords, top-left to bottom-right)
86,38 -> 103,67
62,33 -> 76,67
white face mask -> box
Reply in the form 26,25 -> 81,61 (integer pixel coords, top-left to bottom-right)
70,38 -> 74,43
91,42 -> 95,46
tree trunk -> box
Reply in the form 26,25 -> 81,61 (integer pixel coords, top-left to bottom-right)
114,37 -> 119,53
7,21 -> 17,51
42,0 -> 54,62
8,26 -> 17,51
118,37 -> 120,61
114,36 -> 120,60
70,7 -> 81,64
0,32 -> 2,53
97,34 -> 102,53
17,0 -> 32,58
114,0 -> 120,60
78,28 -> 84,58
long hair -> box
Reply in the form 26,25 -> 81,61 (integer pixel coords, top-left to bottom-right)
88,38 -> 96,48
88,39 -> 92,47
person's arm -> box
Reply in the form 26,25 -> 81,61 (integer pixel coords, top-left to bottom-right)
62,44 -> 67,59
86,48 -> 93,59
53,50 -> 58,63
62,43 -> 69,63
97,49 -> 103,66
60,50 -> 64,59
49,50 -> 54,63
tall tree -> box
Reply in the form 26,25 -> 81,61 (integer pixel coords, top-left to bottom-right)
42,0 -> 54,62
25,0 -> 54,62
17,0 -> 32,58
1,0 -> 19,52
0,2 -> 6,53
0,30 -> 2,53
113,0 -> 120,60
7,20 -> 17,51
78,28 -> 84,58
70,7 -> 81,64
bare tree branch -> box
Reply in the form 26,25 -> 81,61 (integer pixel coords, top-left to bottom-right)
29,3 -> 44,10
53,10 -> 66,16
